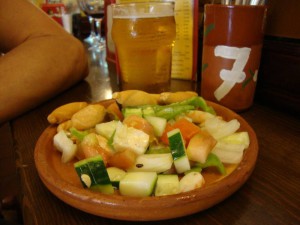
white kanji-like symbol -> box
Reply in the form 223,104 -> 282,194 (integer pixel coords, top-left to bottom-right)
214,46 -> 251,101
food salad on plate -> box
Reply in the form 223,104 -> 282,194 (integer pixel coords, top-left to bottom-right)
47,90 -> 250,197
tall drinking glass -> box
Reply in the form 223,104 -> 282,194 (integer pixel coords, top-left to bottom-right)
77,0 -> 97,45
78,0 -> 105,51
111,2 -> 176,93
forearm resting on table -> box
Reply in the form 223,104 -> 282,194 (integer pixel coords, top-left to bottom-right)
0,36 -> 88,123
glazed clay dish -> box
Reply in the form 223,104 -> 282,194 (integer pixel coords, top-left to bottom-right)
34,100 -> 258,221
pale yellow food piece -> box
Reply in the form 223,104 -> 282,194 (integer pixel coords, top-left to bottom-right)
185,110 -> 215,124
186,131 -> 217,164
112,90 -> 159,107
57,120 -> 73,132
47,102 -> 88,124
71,104 -> 106,130
158,91 -> 198,104
112,90 -> 198,107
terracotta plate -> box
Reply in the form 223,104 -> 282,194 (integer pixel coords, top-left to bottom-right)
34,101 -> 258,221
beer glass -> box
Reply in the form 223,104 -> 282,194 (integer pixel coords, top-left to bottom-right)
111,2 -> 176,93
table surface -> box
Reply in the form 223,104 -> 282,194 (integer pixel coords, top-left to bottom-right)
2,47 -> 300,225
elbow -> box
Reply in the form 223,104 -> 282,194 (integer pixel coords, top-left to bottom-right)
59,34 -> 89,83
70,37 -> 89,80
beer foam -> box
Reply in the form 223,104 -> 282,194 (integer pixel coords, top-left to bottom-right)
113,4 -> 174,19
114,13 -> 173,19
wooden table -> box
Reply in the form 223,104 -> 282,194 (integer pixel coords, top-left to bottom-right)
1,47 -> 300,225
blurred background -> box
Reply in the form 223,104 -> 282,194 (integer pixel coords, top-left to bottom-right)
29,0 -> 300,113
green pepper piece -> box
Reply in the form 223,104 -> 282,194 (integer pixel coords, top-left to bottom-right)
107,130 -> 116,150
184,166 -> 202,175
122,96 -> 215,120
170,96 -> 216,115
195,153 -> 226,175
154,105 -> 195,120
70,127 -> 89,142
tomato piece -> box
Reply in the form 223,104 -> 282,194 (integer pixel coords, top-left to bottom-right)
123,115 -> 155,141
161,118 -> 201,145
160,123 -> 173,145
108,149 -> 137,170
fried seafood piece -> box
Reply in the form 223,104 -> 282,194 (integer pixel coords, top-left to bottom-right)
57,120 -> 73,132
112,90 -> 160,107
112,90 -> 198,106
71,104 -> 106,130
158,91 -> 198,104
47,102 -> 88,124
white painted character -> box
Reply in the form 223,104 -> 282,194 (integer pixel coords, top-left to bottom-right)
214,46 -> 251,101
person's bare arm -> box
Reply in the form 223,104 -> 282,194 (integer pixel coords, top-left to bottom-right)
0,0 -> 89,123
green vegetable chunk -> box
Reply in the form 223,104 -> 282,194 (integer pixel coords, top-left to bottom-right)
128,153 -> 173,173
167,129 -> 191,174
122,107 -> 143,118
119,172 -> 157,197
155,174 -> 180,196
170,96 -> 216,115
154,105 -> 195,120
74,156 -> 114,194
70,127 -> 89,142
121,96 -> 215,120
194,153 -> 226,175
107,167 -> 126,188
144,116 -> 167,137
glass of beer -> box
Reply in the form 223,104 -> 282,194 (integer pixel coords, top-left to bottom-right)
111,2 -> 176,93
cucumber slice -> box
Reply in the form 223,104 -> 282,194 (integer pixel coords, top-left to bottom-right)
107,167 -> 126,188
144,116 -> 167,137
167,129 -> 191,174
173,156 -> 190,174
119,172 -> 157,197
74,156 -> 114,194
155,174 -> 180,196
128,153 -> 173,173
95,120 -> 118,140
147,143 -> 170,154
